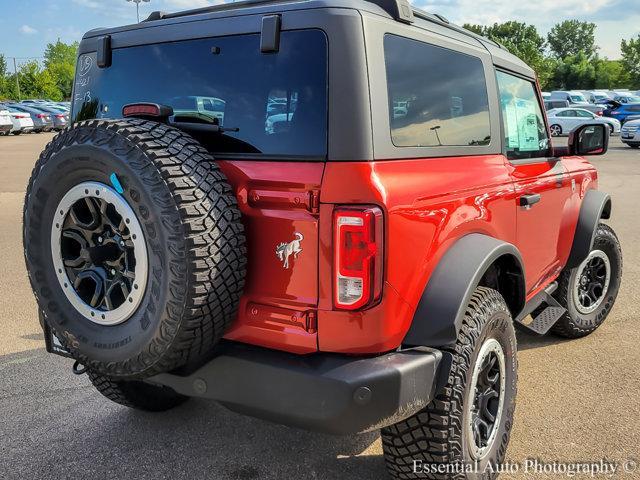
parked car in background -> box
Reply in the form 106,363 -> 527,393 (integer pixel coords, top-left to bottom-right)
3,106 -> 35,134
604,103 -> 640,124
21,99 -> 51,105
547,107 -> 621,136
544,99 -> 570,110
550,90 -> 590,105
29,104 -> 69,130
613,94 -> 640,104
5,104 -> 54,133
620,119 -> 640,148
0,108 -> 13,135
578,91 -> 598,103
590,91 -> 614,102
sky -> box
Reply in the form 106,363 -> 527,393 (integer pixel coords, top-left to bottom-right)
0,0 -> 638,65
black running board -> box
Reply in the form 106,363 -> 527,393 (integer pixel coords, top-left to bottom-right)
514,282 -> 566,335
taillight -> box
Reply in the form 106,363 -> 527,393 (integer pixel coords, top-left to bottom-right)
596,111 -> 603,116
55,114 -> 64,118
36,114 -> 45,118
333,206 -> 383,310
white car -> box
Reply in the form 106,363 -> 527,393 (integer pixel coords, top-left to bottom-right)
547,108 -> 621,137
620,119 -> 640,149
0,109 -> 13,135
3,107 -> 35,135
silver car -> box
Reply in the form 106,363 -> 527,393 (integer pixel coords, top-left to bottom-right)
547,107 -> 621,137
620,119 -> 640,149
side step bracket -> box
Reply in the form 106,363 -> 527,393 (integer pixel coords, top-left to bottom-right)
514,282 -> 566,335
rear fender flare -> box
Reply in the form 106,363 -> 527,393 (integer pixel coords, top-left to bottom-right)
402,234 -> 525,348
566,190 -> 611,269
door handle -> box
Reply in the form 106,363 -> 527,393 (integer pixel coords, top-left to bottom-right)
519,193 -> 541,208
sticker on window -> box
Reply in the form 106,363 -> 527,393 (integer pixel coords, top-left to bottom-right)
515,98 -> 539,151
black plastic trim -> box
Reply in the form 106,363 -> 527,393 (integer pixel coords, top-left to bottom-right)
566,190 -> 612,269
403,234 -> 525,348
148,342 -> 442,435
96,36 -> 112,68
260,14 -> 281,52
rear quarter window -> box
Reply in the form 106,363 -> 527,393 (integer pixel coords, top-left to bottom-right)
73,30 -> 328,159
384,34 -> 491,148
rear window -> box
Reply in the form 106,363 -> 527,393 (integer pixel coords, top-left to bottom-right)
384,34 -> 491,148
73,30 -> 328,158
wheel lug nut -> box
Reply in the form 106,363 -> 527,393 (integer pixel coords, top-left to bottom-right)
110,269 -> 116,275
98,236 -> 103,243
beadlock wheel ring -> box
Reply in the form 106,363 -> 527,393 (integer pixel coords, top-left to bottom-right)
50,181 -> 148,326
572,249 -> 611,315
466,337 -> 506,460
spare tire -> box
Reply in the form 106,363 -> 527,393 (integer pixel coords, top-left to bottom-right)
23,119 -> 246,379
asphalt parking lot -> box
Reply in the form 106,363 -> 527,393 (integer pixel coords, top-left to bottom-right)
0,133 -> 638,480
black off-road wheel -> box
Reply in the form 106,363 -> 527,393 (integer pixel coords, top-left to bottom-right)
551,223 -> 622,338
88,371 -> 188,412
382,287 -> 518,480
24,119 -> 246,379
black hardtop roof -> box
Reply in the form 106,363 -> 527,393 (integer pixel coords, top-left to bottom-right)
82,0 -> 533,76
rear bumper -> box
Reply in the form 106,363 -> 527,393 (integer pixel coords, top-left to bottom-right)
149,342 -> 443,435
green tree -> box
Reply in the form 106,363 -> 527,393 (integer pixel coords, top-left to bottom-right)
464,21 -> 553,88
550,53 -> 596,90
547,20 -> 597,59
44,39 -> 78,68
0,54 -> 7,100
594,59 -> 630,89
43,40 -> 79,99
11,61 -> 62,101
621,34 -> 640,88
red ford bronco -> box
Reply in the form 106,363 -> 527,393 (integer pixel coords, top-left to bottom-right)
23,0 -> 622,478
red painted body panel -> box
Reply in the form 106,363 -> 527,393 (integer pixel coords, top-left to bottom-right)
318,155 -> 517,353
217,160 -> 324,354
215,151 -> 595,355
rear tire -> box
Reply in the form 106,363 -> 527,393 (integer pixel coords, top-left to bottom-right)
381,288 -> 518,479
88,371 -> 188,411
551,223 -> 622,338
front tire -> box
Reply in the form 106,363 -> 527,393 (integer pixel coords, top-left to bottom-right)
382,288 -> 518,479
551,223 -> 622,338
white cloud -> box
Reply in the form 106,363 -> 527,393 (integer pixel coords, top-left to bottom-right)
19,25 -> 38,35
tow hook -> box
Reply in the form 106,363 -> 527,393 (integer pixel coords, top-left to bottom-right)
72,360 -> 88,376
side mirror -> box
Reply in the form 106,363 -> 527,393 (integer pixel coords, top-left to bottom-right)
567,123 -> 609,156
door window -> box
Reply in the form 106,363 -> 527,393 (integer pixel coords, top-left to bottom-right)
576,110 -> 594,118
496,71 -> 551,160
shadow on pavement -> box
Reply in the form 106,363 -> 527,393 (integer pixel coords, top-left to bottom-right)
0,348 -> 386,480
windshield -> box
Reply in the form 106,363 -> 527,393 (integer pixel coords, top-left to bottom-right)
570,94 -> 587,102
73,30 -> 328,159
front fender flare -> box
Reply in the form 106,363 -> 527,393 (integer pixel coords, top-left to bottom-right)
402,234 -> 525,348
566,190 -> 611,269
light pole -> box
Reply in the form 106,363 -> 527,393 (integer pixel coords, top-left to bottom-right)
127,0 -> 150,23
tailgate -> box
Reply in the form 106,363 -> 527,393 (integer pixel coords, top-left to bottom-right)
218,160 -> 324,353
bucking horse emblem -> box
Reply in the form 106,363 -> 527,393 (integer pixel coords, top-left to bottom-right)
275,232 -> 304,269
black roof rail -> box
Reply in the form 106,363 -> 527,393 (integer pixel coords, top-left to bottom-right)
142,0 -> 499,49
412,8 -> 504,49
145,0 -> 415,23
